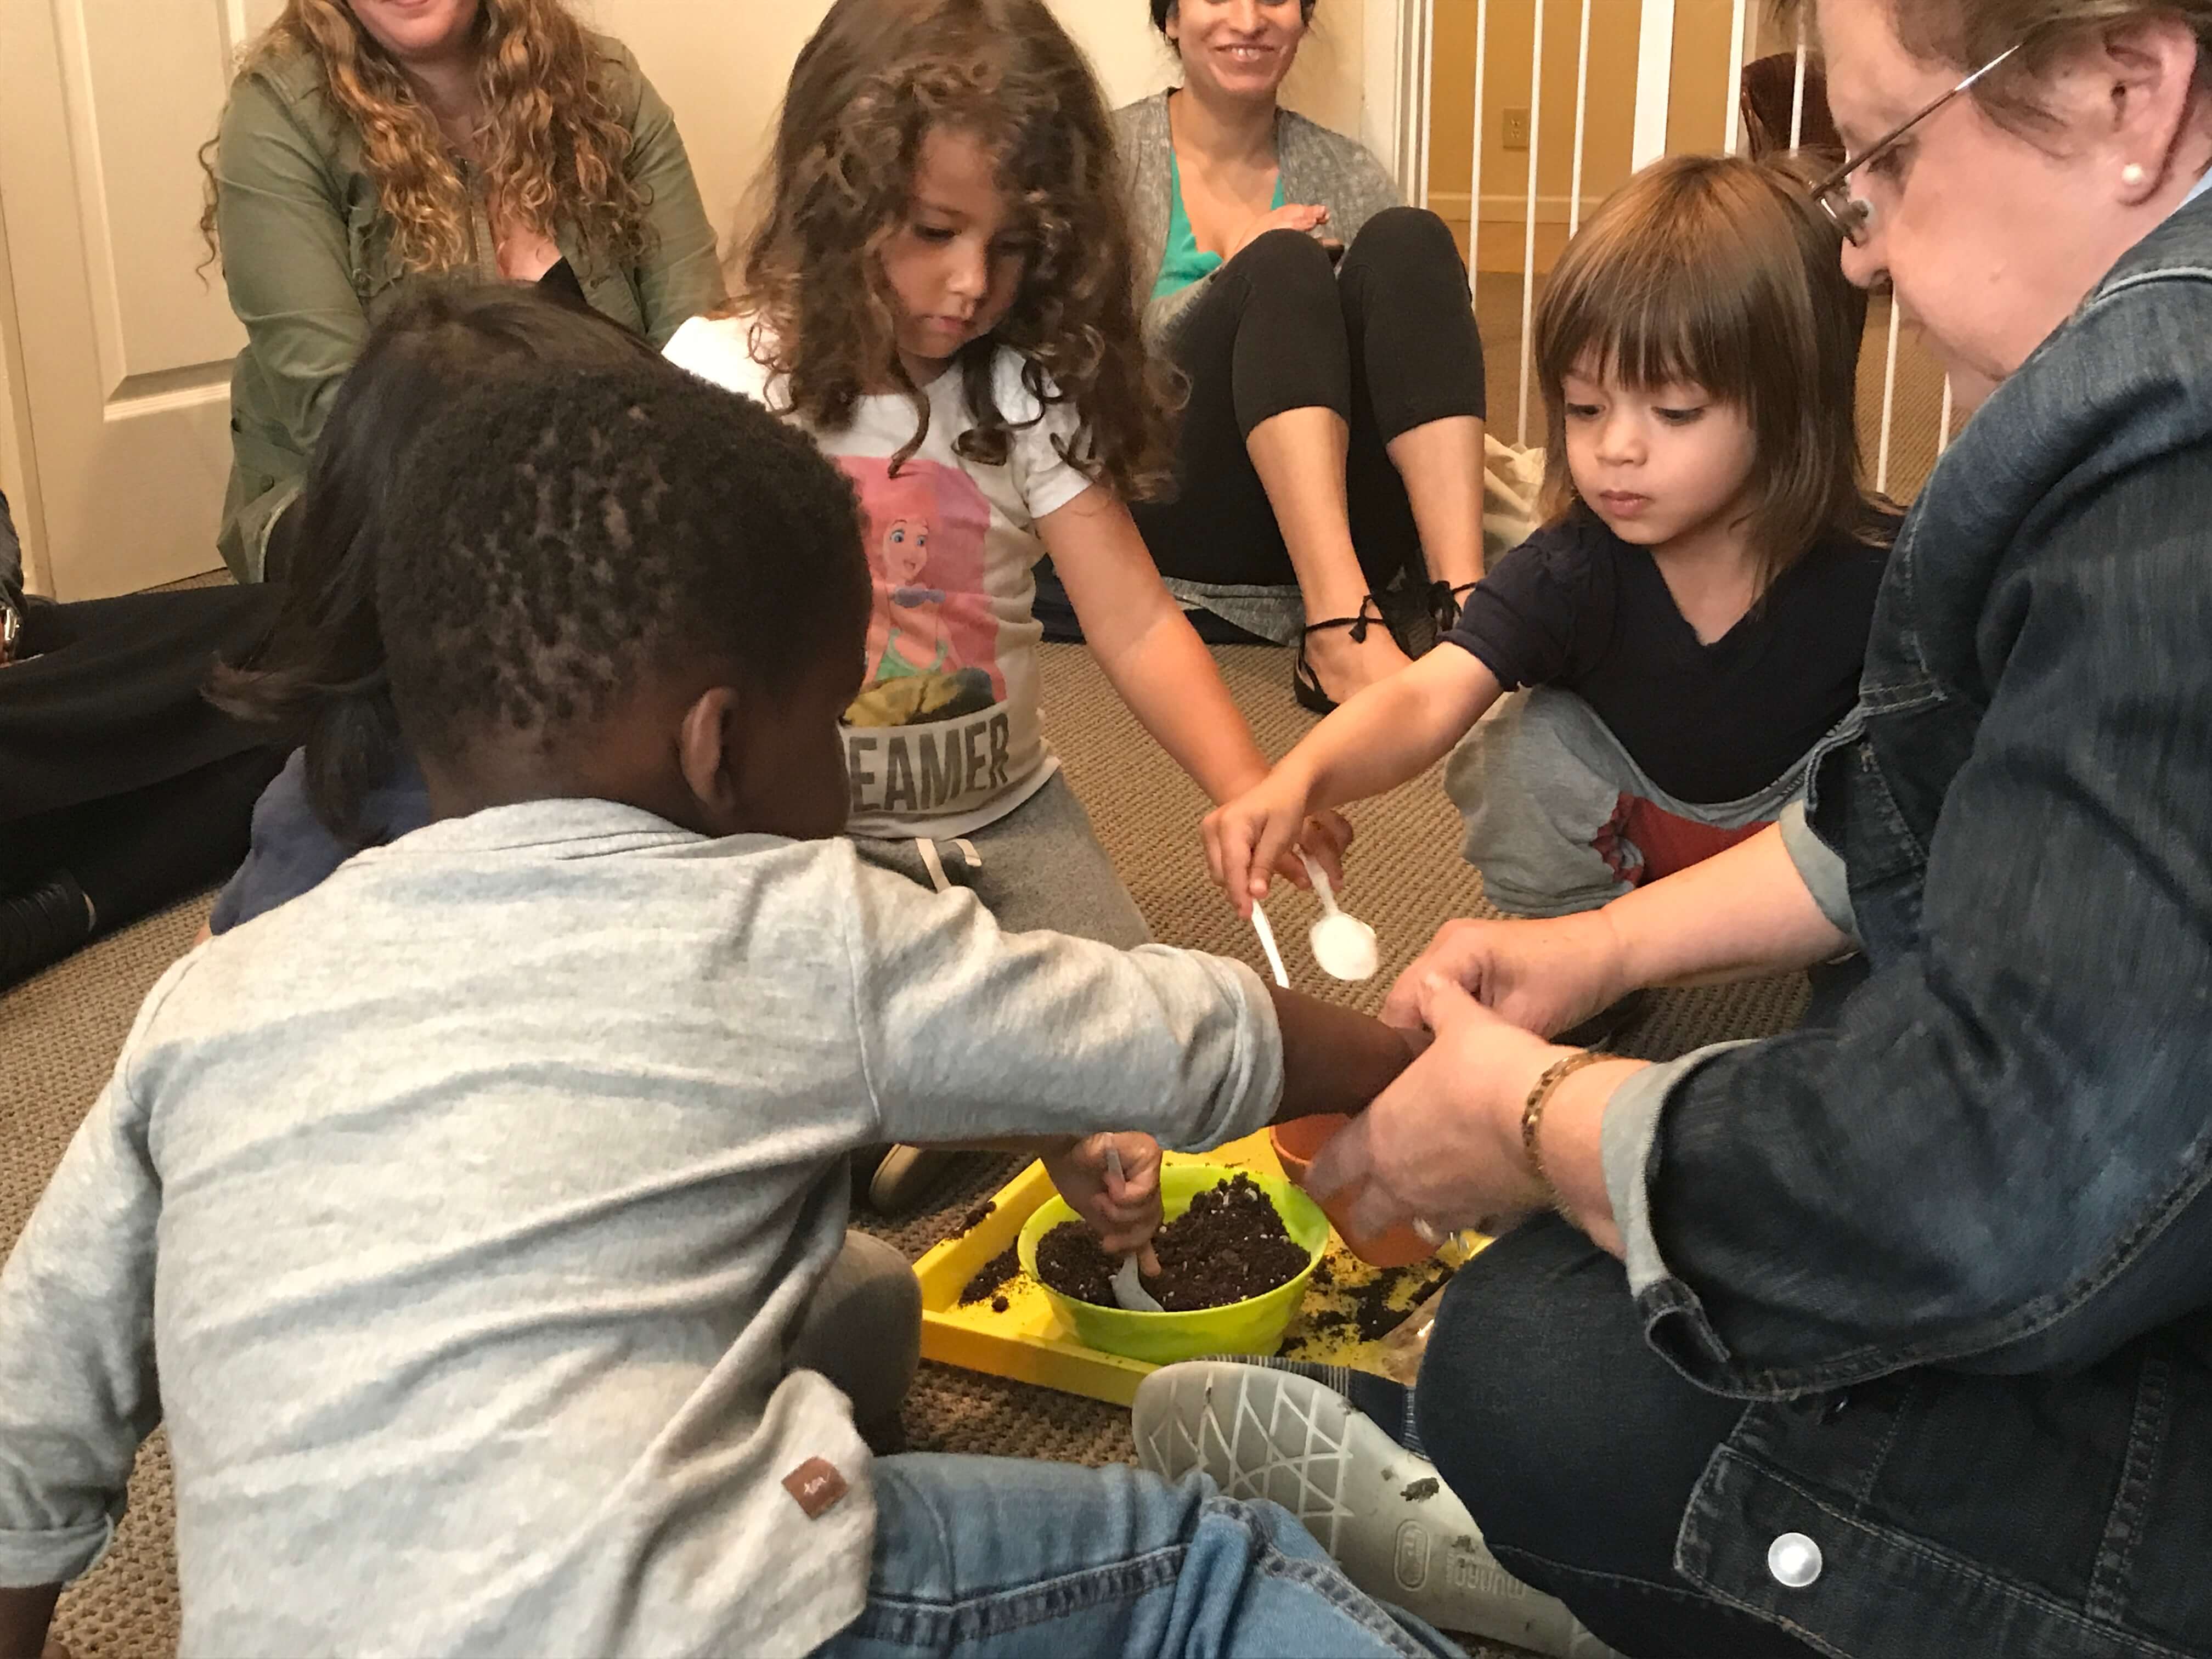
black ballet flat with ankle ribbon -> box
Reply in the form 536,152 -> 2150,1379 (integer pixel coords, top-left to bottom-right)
1293,595 -> 1388,715
1427,578 -> 1480,639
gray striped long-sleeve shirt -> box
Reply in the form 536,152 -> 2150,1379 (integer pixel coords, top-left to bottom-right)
0,798 -> 1282,1656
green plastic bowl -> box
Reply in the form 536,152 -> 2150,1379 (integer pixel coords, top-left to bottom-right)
1017,1162 -> 1330,1365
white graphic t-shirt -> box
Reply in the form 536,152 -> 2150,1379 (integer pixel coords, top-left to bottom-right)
666,315 -> 1092,840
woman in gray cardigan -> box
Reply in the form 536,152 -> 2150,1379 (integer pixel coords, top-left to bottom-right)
1112,0 -> 1489,712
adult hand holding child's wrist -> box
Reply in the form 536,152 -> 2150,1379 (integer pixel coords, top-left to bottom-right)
1305,982 -> 1561,1242
1380,909 -> 1632,1039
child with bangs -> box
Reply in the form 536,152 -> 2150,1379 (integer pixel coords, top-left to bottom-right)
1206,153 -> 1897,942
668,0 -> 1345,1210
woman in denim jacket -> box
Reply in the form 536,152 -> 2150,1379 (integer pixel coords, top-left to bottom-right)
1132,0 -> 2212,1653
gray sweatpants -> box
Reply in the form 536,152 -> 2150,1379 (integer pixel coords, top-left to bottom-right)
851,770 -> 1150,947
792,1231 -> 920,1439
1446,686 -> 1825,918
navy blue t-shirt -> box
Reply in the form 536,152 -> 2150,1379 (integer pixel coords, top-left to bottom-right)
1446,509 -> 1893,804
208,748 -> 432,933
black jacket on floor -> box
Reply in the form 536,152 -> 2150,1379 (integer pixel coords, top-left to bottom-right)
0,490 -> 283,927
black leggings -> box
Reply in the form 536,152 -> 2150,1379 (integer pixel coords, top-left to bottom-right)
1131,206 -> 1487,597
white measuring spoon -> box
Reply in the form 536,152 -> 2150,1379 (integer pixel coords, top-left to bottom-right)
1248,900 -> 1292,988
1297,851 -> 1380,981
1102,1146 -> 1165,1312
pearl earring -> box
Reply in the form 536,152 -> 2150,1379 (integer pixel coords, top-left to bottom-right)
2122,162 -> 2148,188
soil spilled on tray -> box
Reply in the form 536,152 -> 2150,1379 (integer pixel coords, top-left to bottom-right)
1278,1249 -> 1462,1361
958,1244 -> 1023,1307
1036,1173 -> 1310,1312
1351,1261 -> 1454,1341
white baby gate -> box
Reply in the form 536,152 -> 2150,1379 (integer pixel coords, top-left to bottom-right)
1385,0 -> 1954,498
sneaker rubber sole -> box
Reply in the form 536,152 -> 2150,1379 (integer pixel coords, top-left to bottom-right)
1134,1361 -> 1618,1657
865,1144 -> 958,1216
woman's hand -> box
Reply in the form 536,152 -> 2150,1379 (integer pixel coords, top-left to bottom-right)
1307,975 -> 1557,1240
1380,910 -> 1629,1036
1042,1132 -> 1164,1256
1232,202 -> 1330,260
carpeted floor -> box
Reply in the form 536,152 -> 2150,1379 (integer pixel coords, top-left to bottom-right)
1,640 -> 1808,1658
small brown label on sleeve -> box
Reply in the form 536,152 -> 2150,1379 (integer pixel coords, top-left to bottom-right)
782,1457 -> 850,1519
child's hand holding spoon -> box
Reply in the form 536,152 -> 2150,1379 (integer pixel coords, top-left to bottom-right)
1043,1133 -> 1163,1307
1102,1146 -> 1165,1313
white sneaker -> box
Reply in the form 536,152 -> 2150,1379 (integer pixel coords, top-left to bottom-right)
865,1144 -> 958,1215
1133,1361 -> 1621,1658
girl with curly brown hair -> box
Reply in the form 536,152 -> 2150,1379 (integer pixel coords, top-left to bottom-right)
667,0 -> 1350,1212
203,0 -> 724,582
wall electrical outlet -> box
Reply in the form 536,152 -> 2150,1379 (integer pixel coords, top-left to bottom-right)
1502,108 -> 1531,151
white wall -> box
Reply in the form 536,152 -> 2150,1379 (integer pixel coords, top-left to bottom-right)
1362,0 -> 1408,186
596,1 -> 1370,250
580,3 -> 822,249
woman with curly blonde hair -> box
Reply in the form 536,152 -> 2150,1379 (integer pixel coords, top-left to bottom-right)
665,0 -> 1349,1212
204,0 -> 723,580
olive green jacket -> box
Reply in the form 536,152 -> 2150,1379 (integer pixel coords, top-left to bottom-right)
212,37 -> 724,580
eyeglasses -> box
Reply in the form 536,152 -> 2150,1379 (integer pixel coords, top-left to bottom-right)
1809,43 -> 2021,246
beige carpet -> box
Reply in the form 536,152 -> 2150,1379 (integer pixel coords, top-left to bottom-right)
1,641 -> 1808,1658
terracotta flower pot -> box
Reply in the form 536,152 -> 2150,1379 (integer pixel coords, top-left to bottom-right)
1271,1115 -> 1437,1269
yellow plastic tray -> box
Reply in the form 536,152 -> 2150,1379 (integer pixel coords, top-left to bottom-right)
915,1130 -> 1485,1406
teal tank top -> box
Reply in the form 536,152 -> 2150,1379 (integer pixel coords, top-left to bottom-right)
1152,151 -> 1288,303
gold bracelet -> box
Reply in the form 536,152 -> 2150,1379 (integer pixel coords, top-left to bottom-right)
1521,1048 -> 1612,1204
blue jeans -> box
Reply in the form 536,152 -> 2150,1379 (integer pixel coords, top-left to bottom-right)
816,1454 -> 1463,1659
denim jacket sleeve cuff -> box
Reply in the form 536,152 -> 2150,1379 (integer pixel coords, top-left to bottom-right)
1779,799 -> 1859,944
1601,1042 -> 1759,1296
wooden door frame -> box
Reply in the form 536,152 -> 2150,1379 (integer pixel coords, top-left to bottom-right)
0,199 -> 44,597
